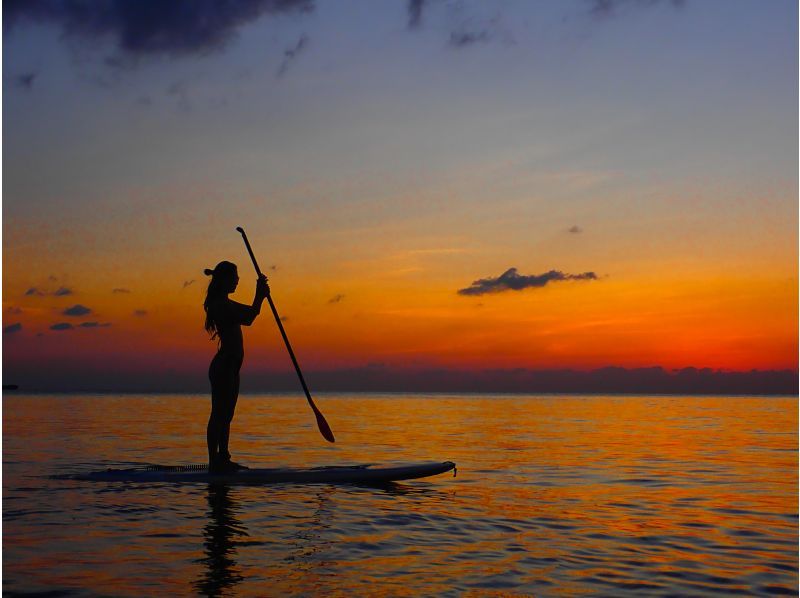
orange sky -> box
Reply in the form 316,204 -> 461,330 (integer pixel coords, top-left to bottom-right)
2,2 -> 797,390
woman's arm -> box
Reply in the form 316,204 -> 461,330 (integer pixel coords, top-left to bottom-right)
230,275 -> 269,326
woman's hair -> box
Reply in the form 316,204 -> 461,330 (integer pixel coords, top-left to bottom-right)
204,261 -> 237,340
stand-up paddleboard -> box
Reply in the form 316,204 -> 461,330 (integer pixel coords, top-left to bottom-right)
65,461 -> 456,485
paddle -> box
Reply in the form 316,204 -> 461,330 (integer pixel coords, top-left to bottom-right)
236,227 -> 336,443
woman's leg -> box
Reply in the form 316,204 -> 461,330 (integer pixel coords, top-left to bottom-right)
208,355 -> 236,466
219,371 -> 240,462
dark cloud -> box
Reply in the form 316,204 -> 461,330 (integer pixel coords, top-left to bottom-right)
328,294 -> 345,305
183,279 -> 196,288
15,72 -> 37,89
113,288 -> 131,294
78,322 -> 112,328
568,225 -> 583,234
588,0 -> 686,19
280,315 -> 289,322
277,34 -> 309,77
133,309 -> 147,317
4,0 -> 315,60
6,307 -> 23,315
458,267 -> 598,296
3,323 -> 23,334
50,322 -> 74,331
25,285 -> 73,297
408,0 -> 426,29
62,304 -> 92,316
448,29 -> 491,48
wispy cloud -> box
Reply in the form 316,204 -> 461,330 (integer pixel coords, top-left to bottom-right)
587,0 -> 686,20
78,322 -> 112,328
183,280 -> 195,289
62,304 -> 92,317
568,225 -> 583,234
277,34 -> 309,77
448,29 -> 491,48
113,288 -> 131,294
458,267 -> 598,296
328,294 -> 345,305
3,323 -> 22,334
25,285 -> 73,297
14,72 -> 36,90
407,0 -> 428,29
133,309 -> 148,317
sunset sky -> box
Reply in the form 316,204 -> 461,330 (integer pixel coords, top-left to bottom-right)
3,0 -> 797,391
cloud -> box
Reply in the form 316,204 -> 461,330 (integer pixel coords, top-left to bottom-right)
328,294 -> 345,305
50,322 -> 74,331
133,309 -> 148,317
568,225 -> 583,234
280,315 -> 289,322
277,34 -> 309,77
3,323 -> 22,334
166,81 -> 192,111
407,0 -> 427,29
6,307 -> 23,315
78,322 -> 112,328
113,288 -> 131,294
14,72 -> 37,89
587,0 -> 686,19
62,304 -> 92,316
25,285 -> 73,297
458,267 -> 598,296
183,279 -> 196,288
448,29 -> 491,48
4,0 -> 315,61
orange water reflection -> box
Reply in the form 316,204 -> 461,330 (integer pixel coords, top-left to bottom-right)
3,394 -> 797,595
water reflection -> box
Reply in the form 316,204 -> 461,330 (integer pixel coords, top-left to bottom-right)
3,395 -> 796,596
194,484 -> 246,596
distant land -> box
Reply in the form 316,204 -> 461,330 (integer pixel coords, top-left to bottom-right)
2,366 -> 797,396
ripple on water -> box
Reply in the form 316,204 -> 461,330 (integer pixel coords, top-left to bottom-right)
3,394 -> 797,596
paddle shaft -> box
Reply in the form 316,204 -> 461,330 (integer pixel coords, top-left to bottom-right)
236,227 -> 335,442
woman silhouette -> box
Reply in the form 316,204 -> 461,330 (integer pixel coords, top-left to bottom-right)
204,261 -> 269,472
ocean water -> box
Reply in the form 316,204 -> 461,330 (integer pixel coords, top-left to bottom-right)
3,393 -> 797,596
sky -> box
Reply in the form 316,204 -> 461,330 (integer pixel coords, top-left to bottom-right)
2,0 -> 798,392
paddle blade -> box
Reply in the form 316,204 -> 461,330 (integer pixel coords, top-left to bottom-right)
312,405 -> 336,443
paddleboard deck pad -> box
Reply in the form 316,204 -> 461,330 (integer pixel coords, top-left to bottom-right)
65,461 -> 456,485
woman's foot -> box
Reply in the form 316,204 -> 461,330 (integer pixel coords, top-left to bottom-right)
223,459 -> 249,470
209,456 -> 248,473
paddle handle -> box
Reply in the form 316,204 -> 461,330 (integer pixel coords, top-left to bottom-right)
237,226 -> 264,277
236,227 -> 335,443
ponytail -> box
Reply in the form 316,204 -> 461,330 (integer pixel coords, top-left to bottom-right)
203,261 -> 237,340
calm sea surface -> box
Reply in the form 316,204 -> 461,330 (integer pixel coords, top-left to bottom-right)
3,394 -> 797,596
